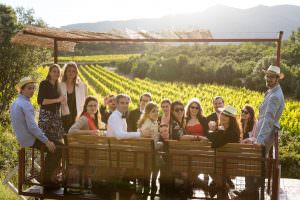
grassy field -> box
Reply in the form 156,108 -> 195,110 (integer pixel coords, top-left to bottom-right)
78,64 -> 300,136
0,175 -> 18,200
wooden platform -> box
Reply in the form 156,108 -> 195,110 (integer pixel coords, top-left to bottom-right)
23,185 -> 105,200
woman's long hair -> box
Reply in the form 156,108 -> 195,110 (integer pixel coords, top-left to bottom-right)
62,62 -> 79,84
46,64 -> 61,87
222,113 -> 242,142
80,96 -> 100,129
137,102 -> 158,128
240,105 -> 256,133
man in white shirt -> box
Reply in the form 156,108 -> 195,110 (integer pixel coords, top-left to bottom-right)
107,94 -> 141,139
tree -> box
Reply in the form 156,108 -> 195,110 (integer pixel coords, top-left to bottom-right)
16,7 -> 48,27
245,56 -> 276,91
0,4 -> 50,126
160,58 -> 180,81
295,81 -> 300,99
131,60 -> 150,78
282,27 -> 300,66
215,59 -> 237,85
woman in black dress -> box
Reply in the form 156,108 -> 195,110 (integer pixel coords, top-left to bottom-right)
37,64 -> 65,187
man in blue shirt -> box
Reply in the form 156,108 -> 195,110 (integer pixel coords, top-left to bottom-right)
10,77 -> 56,151
236,65 -> 285,199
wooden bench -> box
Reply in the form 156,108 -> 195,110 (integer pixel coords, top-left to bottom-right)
216,143 -> 266,200
166,140 -> 266,199
66,135 -> 155,192
18,138 -> 269,200
65,134 -> 110,188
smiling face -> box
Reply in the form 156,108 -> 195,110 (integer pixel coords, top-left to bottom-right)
21,83 -> 35,98
140,95 -> 151,110
148,106 -> 159,121
220,113 -> 230,130
49,66 -> 61,82
213,98 -> 224,113
117,97 -> 130,113
173,104 -> 185,121
86,100 -> 99,115
107,96 -> 117,110
265,72 -> 279,89
161,102 -> 171,115
189,102 -> 200,117
65,65 -> 77,81
241,107 -> 250,120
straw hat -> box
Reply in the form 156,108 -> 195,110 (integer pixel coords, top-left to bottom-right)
15,76 -> 35,92
218,105 -> 237,117
263,65 -> 284,79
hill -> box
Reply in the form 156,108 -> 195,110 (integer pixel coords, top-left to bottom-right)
62,5 -> 300,40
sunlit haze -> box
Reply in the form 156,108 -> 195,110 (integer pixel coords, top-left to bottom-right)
2,0 -> 300,27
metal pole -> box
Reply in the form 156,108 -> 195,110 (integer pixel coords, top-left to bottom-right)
18,149 -> 24,194
272,130 -> 280,200
276,31 -> 284,67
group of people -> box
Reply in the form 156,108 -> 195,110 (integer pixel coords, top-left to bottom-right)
10,62 -> 285,199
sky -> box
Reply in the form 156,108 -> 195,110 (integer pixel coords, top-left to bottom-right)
2,0 -> 300,27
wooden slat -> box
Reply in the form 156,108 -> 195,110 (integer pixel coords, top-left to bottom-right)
167,140 -> 215,176
167,140 -> 212,149
215,143 -> 264,177
216,152 -> 263,159
66,134 -> 110,167
217,143 -> 263,152
169,149 -> 215,156
67,134 -> 108,145
108,138 -> 154,177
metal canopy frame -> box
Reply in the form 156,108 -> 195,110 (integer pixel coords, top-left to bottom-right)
19,28 -> 283,66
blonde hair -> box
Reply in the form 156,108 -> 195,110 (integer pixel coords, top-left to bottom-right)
62,61 -> 79,84
137,102 -> 158,128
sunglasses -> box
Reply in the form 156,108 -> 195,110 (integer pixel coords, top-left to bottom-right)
160,124 -> 168,128
174,108 -> 184,112
241,110 -> 249,114
190,106 -> 199,110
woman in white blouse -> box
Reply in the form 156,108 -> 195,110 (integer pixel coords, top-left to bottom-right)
59,62 -> 87,133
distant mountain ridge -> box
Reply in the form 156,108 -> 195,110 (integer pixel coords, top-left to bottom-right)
61,5 -> 300,40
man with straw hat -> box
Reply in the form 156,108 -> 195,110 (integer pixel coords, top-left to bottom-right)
10,76 -> 56,152
256,65 -> 285,153
235,65 -> 285,199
